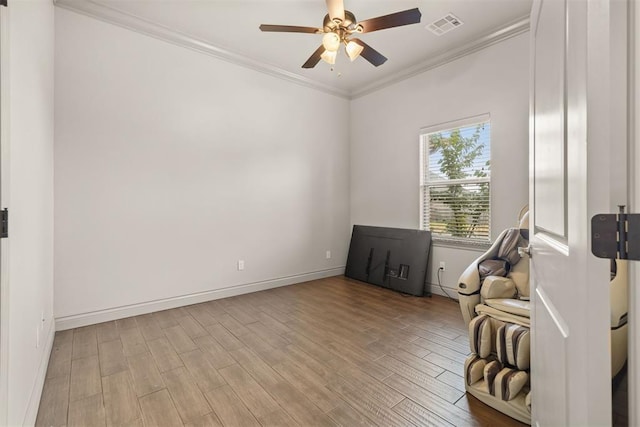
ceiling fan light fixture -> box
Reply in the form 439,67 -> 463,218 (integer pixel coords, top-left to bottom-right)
260,4 -> 422,69
320,49 -> 337,65
322,32 -> 341,52
345,40 -> 364,61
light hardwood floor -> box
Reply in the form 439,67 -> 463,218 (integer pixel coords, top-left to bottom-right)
36,276 -> 526,427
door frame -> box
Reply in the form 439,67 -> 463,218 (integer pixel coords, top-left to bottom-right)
529,0 -> 629,424
0,3 -> 9,425
630,0 -> 639,424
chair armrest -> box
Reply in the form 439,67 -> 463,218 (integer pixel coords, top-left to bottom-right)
456,231 -> 507,326
457,262 -> 482,325
480,276 -> 517,300
458,262 -> 481,296
457,230 -> 507,297
459,293 -> 481,326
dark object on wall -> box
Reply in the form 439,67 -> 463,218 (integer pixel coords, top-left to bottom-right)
345,225 -> 431,296
0,208 -> 7,238
592,205 -> 640,261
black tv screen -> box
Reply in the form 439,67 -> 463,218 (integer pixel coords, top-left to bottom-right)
345,225 -> 432,296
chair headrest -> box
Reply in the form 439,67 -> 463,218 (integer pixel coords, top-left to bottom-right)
517,205 -> 529,230
519,211 -> 529,230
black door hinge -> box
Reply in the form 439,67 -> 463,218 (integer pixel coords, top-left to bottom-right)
0,1 -> 7,8
0,208 -> 7,238
592,205 -> 640,260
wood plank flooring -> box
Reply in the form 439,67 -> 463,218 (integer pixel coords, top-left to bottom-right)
37,276 -> 526,427
612,365 -> 628,426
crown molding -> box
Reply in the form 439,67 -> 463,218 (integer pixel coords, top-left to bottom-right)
350,16 -> 530,99
54,0 -> 351,99
54,0 -> 529,100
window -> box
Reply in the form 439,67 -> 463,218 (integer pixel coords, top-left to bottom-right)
420,115 -> 491,245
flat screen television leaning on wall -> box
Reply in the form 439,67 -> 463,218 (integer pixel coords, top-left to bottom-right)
345,225 -> 432,297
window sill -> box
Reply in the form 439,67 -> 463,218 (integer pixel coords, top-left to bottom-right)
431,238 -> 492,251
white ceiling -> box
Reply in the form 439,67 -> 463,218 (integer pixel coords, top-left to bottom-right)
74,0 -> 533,95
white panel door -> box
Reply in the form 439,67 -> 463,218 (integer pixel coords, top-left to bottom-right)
0,4 -> 8,425
530,0 -> 618,425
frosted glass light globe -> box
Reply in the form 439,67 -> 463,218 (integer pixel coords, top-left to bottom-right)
320,50 -> 337,65
345,40 -> 364,61
322,32 -> 341,52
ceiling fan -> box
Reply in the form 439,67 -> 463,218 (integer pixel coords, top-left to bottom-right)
259,0 -> 422,68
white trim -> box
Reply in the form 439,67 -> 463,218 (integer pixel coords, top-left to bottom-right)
535,231 -> 570,257
351,17 -> 530,99
426,177 -> 491,186
22,322 -> 55,426
55,267 -> 345,331
419,116 -> 492,244
431,239 -> 492,251
420,113 -> 492,135
53,0 -> 350,99
0,5 -> 9,426
427,283 -> 459,301
536,286 -> 569,338
629,0 -> 639,423
53,0 -> 529,100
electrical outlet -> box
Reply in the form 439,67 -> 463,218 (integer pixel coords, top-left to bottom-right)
325,250 -> 331,259
439,261 -> 446,271
237,260 -> 245,271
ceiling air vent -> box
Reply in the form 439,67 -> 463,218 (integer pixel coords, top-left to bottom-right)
427,13 -> 463,36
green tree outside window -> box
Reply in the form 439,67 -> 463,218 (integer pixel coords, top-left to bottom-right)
422,120 -> 490,242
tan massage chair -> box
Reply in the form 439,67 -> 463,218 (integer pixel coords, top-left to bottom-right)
457,208 -> 628,425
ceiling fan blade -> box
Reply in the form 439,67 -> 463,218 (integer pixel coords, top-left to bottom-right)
326,0 -> 345,23
302,45 -> 326,68
351,38 -> 387,66
358,8 -> 422,33
259,24 -> 321,34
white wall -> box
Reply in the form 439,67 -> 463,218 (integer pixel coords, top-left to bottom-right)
350,33 -> 530,296
2,0 -> 56,425
54,9 -> 350,322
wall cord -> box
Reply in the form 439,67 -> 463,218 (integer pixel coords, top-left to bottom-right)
437,267 -> 456,301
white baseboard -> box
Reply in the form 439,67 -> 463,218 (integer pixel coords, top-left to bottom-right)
55,267 -> 345,331
23,322 -> 55,426
427,283 -> 459,300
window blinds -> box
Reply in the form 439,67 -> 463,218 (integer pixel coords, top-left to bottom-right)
420,119 -> 491,243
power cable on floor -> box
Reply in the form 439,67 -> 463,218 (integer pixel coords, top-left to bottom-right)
437,267 -> 456,301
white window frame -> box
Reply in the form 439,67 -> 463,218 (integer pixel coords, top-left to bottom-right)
419,113 -> 492,248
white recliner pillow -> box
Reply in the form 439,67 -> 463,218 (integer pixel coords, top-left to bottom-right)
469,314 -> 493,358
494,367 -> 529,401
496,323 -> 531,370
481,276 -> 517,300
508,257 -> 530,299
465,356 -> 487,386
